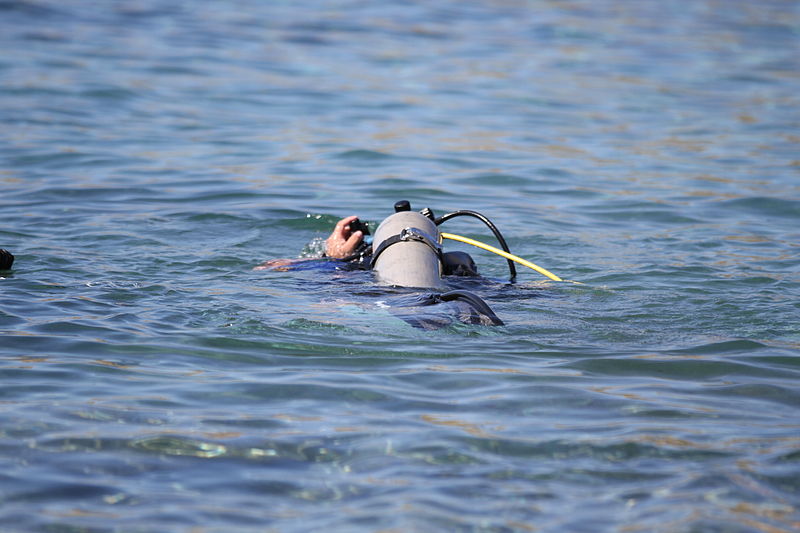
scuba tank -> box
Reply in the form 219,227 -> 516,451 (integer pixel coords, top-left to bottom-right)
364,198 -> 564,326
370,200 -> 504,326
371,201 -> 444,289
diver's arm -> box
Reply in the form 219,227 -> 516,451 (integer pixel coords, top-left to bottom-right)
325,215 -> 364,259
253,258 -> 317,271
254,216 -> 364,270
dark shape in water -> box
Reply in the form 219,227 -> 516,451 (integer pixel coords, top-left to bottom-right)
387,290 -> 504,330
0,249 -> 13,270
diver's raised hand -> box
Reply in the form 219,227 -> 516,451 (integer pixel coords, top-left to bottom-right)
325,215 -> 364,259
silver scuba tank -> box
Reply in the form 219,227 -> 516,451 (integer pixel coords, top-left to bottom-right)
372,208 -> 443,288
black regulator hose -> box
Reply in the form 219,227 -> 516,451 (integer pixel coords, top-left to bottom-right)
434,210 -> 517,281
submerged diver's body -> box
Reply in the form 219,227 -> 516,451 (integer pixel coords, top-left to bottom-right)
256,214 -> 502,328
0,249 -> 14,271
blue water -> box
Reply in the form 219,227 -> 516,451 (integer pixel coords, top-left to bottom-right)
2,1 -> 799,531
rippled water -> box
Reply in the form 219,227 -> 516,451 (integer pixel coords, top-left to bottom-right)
2,1 -> 799,531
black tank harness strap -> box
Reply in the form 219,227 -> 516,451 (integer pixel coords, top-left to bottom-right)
370,227 -> 443,269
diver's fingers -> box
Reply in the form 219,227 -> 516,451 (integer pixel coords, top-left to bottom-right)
326,216 -> 363,258
335,215 -> 358,235
328,231 -> 363,259
345,230 -> 363,248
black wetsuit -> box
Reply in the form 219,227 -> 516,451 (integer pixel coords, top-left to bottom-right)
0,249 -> 13,270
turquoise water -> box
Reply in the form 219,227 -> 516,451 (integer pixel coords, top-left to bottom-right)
2,1 -> 799,531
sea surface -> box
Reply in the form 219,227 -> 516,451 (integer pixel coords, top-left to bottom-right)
1,1 -> 799,531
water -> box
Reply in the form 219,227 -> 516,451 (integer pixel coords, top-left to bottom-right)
1,0 -> 799,531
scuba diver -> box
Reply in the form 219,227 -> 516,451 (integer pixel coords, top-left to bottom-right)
0,249 -> 13,271
256,201 -> 564,329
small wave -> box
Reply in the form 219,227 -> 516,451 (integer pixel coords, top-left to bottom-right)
669,339 -> 768,355
85,280 -> 145,289
335,149 -> 394,160
719,197 -> 800,220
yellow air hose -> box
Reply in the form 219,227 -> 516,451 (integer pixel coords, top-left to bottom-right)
440,232 -> 563,282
